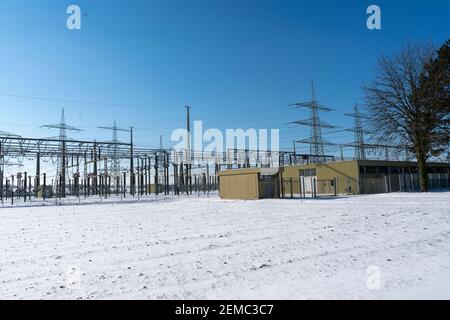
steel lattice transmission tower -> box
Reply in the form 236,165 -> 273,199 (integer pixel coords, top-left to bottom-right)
41,108 -> 81,196
344,103 -> 369,160
98,121 -> 130,178
289,81 -> 337,162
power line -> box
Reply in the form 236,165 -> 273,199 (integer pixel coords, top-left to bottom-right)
0,92 -> 183,109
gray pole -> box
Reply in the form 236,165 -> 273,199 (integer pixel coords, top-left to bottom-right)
186,106 -> 192,194
130,126 -> 134,196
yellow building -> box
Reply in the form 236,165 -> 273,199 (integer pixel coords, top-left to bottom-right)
218,167 -> 280,199
218,160 -> 450,199
281,160 -> 358,196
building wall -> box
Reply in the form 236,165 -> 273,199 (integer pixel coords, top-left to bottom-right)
281,160 -> 359,195
147,184 -> 164,194
258,174 -> 280,199
219,169 -> 260,199
219,160 -> 450,198
357,160 -> 450,193
315,161 -> 359,194
280,165 -> 301,195
281,160 -> 450,195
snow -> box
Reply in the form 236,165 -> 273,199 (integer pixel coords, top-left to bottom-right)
1,192 -> 450,299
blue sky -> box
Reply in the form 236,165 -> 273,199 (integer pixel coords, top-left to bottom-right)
0,0 -> 448,155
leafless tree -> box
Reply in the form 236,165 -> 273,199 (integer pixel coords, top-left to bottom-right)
363,41 -> 449,192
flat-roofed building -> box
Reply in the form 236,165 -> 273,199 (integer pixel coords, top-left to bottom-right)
217,160 -> 450,199
218,167 -> 280,199
281,160 -> 450,196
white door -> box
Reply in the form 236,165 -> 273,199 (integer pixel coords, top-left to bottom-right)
301,176 -> 316,194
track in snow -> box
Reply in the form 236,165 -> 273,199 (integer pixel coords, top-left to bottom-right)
1,192 -> 450,299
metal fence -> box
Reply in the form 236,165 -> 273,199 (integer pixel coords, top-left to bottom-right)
280,177 -> 338,198
0,171 -> 219,207
360,172 -> 450,193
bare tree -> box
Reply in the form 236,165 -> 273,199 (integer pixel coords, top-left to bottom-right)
364,41 -> 450,192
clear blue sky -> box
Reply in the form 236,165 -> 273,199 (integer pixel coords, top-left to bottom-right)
0,0 -> 448,155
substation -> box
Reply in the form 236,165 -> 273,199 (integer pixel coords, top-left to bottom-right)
0,134 -> 217,205
0,122 -> 298,206
0,133 -> 307,205
0,110 -> 222,206
1,82 -> 449,205
2,131 -> 450,204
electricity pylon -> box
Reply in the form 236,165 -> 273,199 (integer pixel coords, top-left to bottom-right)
41,108 -> 81,196
98,121 -> 129,178
344,103 -> 370,160
289,81 -> 337,162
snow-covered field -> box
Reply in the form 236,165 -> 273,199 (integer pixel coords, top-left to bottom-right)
1,192 -> 449,299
